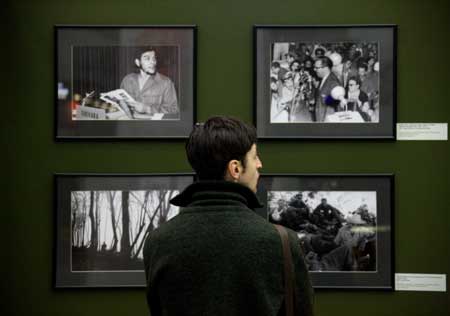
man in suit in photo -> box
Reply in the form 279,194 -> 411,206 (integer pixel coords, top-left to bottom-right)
313,56 -> 341,122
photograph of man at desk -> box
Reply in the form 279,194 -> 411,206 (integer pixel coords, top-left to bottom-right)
71,46 -> 179,121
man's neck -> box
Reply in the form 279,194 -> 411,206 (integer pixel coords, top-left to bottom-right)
138,71 -> 155,89
139,70 -> 156,79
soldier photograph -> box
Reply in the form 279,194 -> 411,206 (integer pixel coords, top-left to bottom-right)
269,190 -> 377,272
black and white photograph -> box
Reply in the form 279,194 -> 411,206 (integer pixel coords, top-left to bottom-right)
257,174 -> 394,289
70,190 -> 179,272
270,41 -> 380,123
254,25 -> 396,139
56,26 -> 196,139
54,174 -> 194,287
268,191 -> 377,272
71,46 -> 180,121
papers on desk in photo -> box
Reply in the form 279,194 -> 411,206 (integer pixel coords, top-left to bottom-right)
100,89 -> 135,119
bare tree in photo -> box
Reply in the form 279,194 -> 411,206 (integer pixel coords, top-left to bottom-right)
107,191 -> 119,252
88,191 -> 99,252
71,191 -> 89,248
132,191 -> 163,259
158,190 -> 176,226
121,190 -> 131,257
130,190 -> 177,260
81,192 -> 87,247
71,192 -> 79,246
129,191 -> 150,259
71,189 -> 180,271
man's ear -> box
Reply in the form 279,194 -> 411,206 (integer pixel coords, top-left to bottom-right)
134,59 -> 141,68
224,159 -> 242,182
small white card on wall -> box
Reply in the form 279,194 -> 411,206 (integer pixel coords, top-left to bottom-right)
397,123 -> 447,140
395,273 -> 447,292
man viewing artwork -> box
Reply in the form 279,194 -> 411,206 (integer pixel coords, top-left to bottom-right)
143,116 -> 314,316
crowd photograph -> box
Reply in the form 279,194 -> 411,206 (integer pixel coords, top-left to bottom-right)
270,41 -> 380,123
268,190 -> 377,272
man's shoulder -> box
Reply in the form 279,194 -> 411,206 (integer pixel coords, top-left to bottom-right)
121,73 -> 138,85
327,72 -> 341,85
151,208 -> 279,240
319,73 -> 340,93
155,72 -> 174,84
145,213 -> 183,239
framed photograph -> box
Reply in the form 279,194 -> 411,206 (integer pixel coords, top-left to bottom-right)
54,173 -> 194,287
254,25 -> 397,139
256,174 -> 394,289
55,25 -> 196,139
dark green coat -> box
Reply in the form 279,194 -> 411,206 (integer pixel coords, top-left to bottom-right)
143,181 -> 314,316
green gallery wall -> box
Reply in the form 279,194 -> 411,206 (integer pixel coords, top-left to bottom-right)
3,0 -> 449,315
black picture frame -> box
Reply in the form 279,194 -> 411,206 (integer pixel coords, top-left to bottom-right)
254,25 -> 397,139
55,25 -> 197,139
256,174 -> 394,290
54,173 -> 194,288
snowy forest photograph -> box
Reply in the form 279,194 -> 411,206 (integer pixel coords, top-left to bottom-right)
70,189 -> 179,271
55,174 -> 193,287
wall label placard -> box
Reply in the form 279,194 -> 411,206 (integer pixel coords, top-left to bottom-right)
397,123 -> 448,140
395,273 -> 447,292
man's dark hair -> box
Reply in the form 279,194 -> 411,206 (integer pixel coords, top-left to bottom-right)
357,63 -> 368,71
186,116 -> 257,180
303,57 -> 314,66
287,52 -> 297,59
315,47 -> 325,56
135,47 -> 157,61
316,56 -> 333,69
348,76 -> 362,86
271,61 -> 280,68
290,59 -> 302,71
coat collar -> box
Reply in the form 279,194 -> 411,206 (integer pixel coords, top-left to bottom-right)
170,180 -> 264,209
